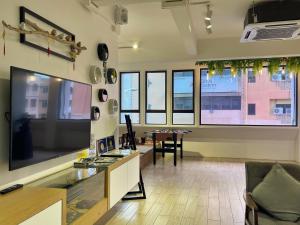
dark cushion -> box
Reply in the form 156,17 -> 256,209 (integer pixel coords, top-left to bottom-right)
252,164 -> 300,222
246,162 -> 300,193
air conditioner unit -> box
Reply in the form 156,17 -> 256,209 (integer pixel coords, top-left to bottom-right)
114,5 -> 128,25
241,1 -> 300,42
162,0 -> 186,9
273,108 -> 284,115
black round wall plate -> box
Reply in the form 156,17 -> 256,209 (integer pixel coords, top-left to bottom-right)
106,68 -> 117,84
98,89 -> 108,102
97,43 -> 109,62
91,106 -> 100,121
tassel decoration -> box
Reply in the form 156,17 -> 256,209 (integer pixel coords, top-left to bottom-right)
47,37 -> 50,56
2,27 -> 5,56
73,62 -> 75,71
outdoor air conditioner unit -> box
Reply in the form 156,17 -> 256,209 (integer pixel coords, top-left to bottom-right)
241,0 -> 300,42
273,108 -> 284,115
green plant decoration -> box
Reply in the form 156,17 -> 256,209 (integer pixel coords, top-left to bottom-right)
268,58 -> 281,75
252,59 -> 264,75
196,57 -> 300,77
215,61 -> 225,75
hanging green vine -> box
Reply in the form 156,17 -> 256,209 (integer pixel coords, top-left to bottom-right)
196,57 -> 300,76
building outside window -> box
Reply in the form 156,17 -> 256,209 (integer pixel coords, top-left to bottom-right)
200,68 -> 297,126
120,72 -> 140,124
172,70 -> 194,125
146,71 -> 167,124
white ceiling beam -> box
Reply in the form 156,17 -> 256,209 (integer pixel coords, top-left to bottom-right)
170,6 -> 198,56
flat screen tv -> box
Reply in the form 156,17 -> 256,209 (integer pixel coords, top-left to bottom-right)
9,67 -> 92,170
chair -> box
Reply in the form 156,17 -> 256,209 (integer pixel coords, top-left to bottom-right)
244,161 -> 300,225
152,132 -> 178,166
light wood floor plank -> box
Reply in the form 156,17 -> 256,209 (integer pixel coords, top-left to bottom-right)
96,157 -> 246,225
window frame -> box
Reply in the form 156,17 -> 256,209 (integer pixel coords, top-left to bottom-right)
199,67 -> 298,127
119,71 -> 141,124
172,69 -> 195,125
145,70 -> 167,125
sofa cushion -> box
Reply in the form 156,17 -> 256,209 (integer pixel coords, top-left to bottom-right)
252,164 -> 300,222
250,211 -> 300,225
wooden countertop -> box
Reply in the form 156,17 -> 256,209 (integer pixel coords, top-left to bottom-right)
0,187 -> 66,225
106,150 -> 140,172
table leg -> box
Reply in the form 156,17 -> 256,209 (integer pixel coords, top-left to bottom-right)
180,138 -> 183,159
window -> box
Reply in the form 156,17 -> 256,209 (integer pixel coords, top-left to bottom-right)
146,71 -> 167,124
41,86 -> 49,93
30,99 -> 37,107
200,68 -> 297,126
248,70 -> 256,83
32,84 -> 38,91
40,100 -> 48,108
202,96 -> 241,110
120,72 -> 140,124
248,104 -> 256,115
172,70 -> 194,124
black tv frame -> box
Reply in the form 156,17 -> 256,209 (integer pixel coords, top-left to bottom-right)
9,66 -> 92,171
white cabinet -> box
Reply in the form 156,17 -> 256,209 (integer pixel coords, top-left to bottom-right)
19,201 -> 62,225
110,163 -> 128,207
109,155 -> 140,208
127,156 -> 140,191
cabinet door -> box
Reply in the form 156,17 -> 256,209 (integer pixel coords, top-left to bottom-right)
19,201 -> 62,225
109,163 -> 128,208
127,156 -> 140,191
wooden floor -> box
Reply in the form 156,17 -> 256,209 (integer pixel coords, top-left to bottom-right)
96,156 -> 246,225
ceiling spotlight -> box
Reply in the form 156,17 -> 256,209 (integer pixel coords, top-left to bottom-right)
204,4 -> 212,34
119,43 -> 139,50
205,5 -> 212,21
132,43 -> 139,49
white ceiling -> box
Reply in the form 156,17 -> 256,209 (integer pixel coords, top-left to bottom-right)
117,0 -> 278,64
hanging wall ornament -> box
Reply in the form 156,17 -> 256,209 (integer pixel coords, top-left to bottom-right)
98,89 -> 108,102
2,25 -> 6,56
106,68 -> 118,84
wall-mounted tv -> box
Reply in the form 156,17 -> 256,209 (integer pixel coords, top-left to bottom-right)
9,67 -> 92,170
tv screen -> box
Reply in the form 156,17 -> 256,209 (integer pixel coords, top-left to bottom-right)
9,67 -> 92,170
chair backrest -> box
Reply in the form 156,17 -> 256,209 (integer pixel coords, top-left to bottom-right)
245,161 -> 300,192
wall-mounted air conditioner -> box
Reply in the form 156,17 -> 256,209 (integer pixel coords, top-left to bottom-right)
273,108 -> 284,115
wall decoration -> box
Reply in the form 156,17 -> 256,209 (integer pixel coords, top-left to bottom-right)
108,99 -> 118,114
97,43 -> 109,62
98,89 -> 108,102
1,7 -> 87,61
91,106 -> 100,121
196,57 -> 300,76
106,68 -> 118,84
89,65 -> 102,84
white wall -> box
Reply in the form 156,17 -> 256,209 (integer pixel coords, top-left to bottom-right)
0,0 -> 119,188
119,60 -> 299,162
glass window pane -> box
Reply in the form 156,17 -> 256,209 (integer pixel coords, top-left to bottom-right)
200,68 -> 297,126
146,113 -> 166,124
173,71 -> 193,110
121,72 -> 139,110
173,113 -> 194,125
146,72 -> 166,110
120,113 -> 139,124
